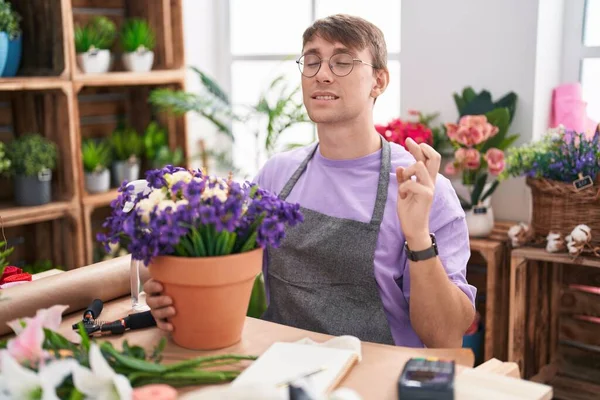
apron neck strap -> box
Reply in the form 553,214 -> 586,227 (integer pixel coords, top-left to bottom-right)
278,136 -> 391,228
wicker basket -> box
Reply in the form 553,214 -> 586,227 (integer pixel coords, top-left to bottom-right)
527,177 -> 600,247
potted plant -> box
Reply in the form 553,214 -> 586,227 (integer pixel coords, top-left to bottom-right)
443,109 -> 518,237
120,18 -> 156,72
82,138 -> 112,194
0,0 -> 22,77
7,134 -> 57,207
74,16 -> 116,74
98,166 -> 303,350
110,126 -> 143,187
0,141 -> 11,175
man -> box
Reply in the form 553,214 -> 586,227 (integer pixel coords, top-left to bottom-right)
146,14 -> 476,348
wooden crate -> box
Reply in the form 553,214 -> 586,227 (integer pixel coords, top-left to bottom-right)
4,0 -> 71,78
509,248 -> 600,399
467,221 -> 512,363
70,0 -> 185,74
2,216 -> 83,271
0,87 -> 79,205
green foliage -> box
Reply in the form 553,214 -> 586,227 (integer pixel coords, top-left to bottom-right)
0,0 -> 21,39
143,122 -> 168,161
7,134 -> 57,177
247,273 -> 267,318
82,138 -> 111,173
21,259 -> 63,275
0,142 -> 11,175
120,18 -> 156,53
149,67 -> 236,142
74,16 -> 117,53
453,86 -> 518,125
0,240 -> 14,277
110,126 -> 143,161
152,146 -> 184,168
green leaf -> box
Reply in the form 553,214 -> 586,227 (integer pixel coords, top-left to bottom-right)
470,173 -> 488,206
247,273 -> 267,318
462,87 -> 478,104
459,90 -> 494,118
150,337 -> 167,362
498,134 -> 520,150
240,231 -> 257,253
191,66 -> 230,105
68,389 -> 85,400
192,228 -> 206,257
480,180 -> 500,203
480,108 -> 510,153
77,322 -> 90,353
493,92 -> 518,124
101,342 -> 166,373
224,231 -> 237,255
120,18 -> 156,52
453,93 -> 467,114
0,338 -> 7,349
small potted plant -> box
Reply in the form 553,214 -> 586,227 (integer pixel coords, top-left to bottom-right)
110,126 -> 143,187
74,16 -> 116,74
120,18 -> 156,72
0,141 -> 11,175
0,0 -> 22,77
7,134 -> 57,207
82,138 -> 112,194
98,166 -> 304,350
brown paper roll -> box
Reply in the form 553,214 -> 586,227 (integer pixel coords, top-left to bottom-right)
0,255 -> 151,336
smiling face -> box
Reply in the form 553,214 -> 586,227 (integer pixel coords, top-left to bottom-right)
300,35 -> 383,126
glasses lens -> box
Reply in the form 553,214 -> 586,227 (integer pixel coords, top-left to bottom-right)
330,53 -> 354,76
299,54 -> 321,77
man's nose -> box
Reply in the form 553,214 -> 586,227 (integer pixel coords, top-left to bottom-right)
315,61 -> 334,84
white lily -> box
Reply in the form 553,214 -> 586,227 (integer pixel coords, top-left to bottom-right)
0,351 -> 78,400
73,343 -> 132,400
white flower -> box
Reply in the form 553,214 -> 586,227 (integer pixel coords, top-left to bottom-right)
164,171 -> 193,187
567,240 -> 581,255
148,188 -> 168,204
546,232 -> 564,253
201,187 -> 228,203
0,351 -> 78,400
123,180 -> 151,213
157,200 -> 177,212
570,224 -> 591,243
73,344 -> 132,400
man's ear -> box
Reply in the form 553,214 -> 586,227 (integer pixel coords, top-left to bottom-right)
371,68 -> 390,99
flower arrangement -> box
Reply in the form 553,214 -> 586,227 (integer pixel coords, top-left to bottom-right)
98,166 -> 303,266
500,125 -> 600,183
443,108 -> 519,210
376,110 -> 434,149
0,305 -> 257,399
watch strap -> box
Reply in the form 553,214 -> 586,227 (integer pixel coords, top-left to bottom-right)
405,234 -> 438,262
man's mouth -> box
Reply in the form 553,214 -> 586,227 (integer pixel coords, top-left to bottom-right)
312,95 -> 339,100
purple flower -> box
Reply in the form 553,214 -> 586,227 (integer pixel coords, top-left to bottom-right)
97,168 -> 303,265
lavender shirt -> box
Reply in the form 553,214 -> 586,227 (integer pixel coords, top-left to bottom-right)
254,141 -> 476,347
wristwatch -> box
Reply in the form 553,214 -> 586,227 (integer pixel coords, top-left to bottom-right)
404,234 -> 438,262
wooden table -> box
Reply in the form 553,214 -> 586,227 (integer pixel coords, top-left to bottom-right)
508,246 -> 600,393
54,297 -> 552,399
469,221 -> 512,362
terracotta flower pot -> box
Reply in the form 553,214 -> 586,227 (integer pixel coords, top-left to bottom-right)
148,248 -> 263,350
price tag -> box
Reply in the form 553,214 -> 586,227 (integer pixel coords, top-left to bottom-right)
573,173 -> 594,191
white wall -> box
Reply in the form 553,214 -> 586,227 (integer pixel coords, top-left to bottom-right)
401,0 -> 565,223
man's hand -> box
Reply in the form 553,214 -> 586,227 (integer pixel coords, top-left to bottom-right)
396,137 -> 442,248
145,279 -> 176,332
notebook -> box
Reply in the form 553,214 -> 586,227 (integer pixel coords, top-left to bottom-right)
231,341 -> 359,396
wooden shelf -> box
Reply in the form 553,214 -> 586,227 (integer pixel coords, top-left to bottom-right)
511,247 -> 600,269
0,201 -> 75,228
0,77 -> 69,91
73,69 -> 186,90
82,189 -> 120,209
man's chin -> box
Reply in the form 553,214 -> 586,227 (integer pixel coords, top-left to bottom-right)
306,111 -> 345,124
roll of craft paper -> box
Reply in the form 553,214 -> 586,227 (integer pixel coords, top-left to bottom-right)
0,255 -> 150,336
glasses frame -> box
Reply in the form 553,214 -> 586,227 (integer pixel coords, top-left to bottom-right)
296,52 -> 376,78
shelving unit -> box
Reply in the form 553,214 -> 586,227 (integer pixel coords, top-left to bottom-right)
0,0 -> 187,269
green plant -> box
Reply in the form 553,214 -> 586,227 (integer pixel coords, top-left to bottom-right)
0,240 -> 14,277
74,16 -> 117,53
0,0 -> 21,39
143,122 -> 168,161
453,86 -> 518,125
0,141 -> 11,175
82,138 -> 111,173
152,145 -> 184,168
120,18 -> 156,52
110,126 -> 143,162
21,259 -> 63,275
7,134 -> 58,177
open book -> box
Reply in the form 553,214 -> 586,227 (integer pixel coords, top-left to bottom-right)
232,341 -> 359,396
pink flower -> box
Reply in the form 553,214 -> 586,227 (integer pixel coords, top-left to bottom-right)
464,148 -> 481,170
375,124 -> 389,137
444,163 -> 457,175
455,148 -> 467,163
484,148 -> 505,175
408,109 -> 420,116
6,317 -> 46,364
447,115 -> 499,147
445,123 -> 459,141
7,305 -> 69,334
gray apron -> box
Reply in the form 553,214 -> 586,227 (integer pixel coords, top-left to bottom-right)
262,138 -> 395,345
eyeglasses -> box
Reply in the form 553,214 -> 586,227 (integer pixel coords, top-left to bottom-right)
296,53 -> 375,77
